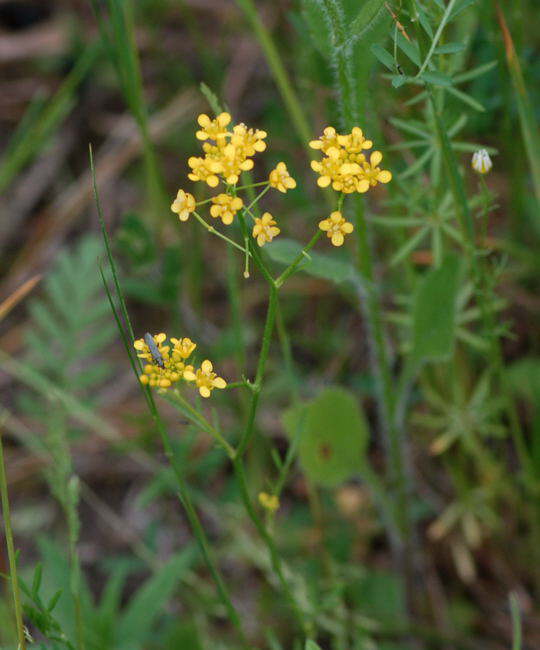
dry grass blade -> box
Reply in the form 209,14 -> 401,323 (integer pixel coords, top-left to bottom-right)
0,274 -> 41,322
496,3 -> 540,205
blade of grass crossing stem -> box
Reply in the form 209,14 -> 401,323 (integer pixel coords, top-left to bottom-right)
497,4 -> 540,206
0,427 -> 26,650
509,592 -> 522,650
90,146 -> 136,345
93,158 -> 246,644
0,44 -> 99,194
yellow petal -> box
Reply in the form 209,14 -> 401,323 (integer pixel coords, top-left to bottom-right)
370,151 -> 383,166
332,232 -> 345,246
201,360 -> 213,373
377,170 -> 392,183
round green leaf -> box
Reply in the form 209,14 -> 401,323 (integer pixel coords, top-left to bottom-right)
295,387 -> 369,487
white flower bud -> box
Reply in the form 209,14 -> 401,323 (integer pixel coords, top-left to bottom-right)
471,149 -> 493,175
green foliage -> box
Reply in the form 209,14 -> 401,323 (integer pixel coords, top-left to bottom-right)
24,235 -> 117,397
0,44 -> 99,194
265,238 -> 357,284
284,387 -> 369,487
112,551 -> 196,649
412,254 -> 462,361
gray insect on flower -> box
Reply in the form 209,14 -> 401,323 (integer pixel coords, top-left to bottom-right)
144,332 -> 165,368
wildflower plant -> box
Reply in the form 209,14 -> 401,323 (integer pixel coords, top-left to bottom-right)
6,0 -> 536,649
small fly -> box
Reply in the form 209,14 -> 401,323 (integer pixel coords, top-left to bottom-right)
144,332 -> 164,368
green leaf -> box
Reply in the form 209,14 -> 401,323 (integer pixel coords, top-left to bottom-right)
421,71 -> 454,87
345,0 -> 386,49
301,0 -> 333,58
305,641 -> 323,650
116,549 -> 196,647
391,74 -> 408,88
285,387 -> 369,487
264,238 -> 357,284
412,254 -> 462,361
434,42 -> 466,54
371,44 -> 395,71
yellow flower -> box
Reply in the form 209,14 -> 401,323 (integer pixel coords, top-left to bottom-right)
319,211 -> 354,246
134,333 -> 169,363
231,123 -> 267,155
269,162 -> 296,193
196,112 -> 231,142
188,115 -> 266,187
252,212 -> 280,246
337,126 -> 373,152
471,149 -> 492,174
170,337 -> 197,360
310,126 -> 391,194
209,194 -> 243,225
134,333 -> 196,389
309,126 -> 339,152
139,361 -> 195,389
194,360 -> 227,398
187,156 -> 221,187
171,189 -> 196,221
362,151 -> 392,186
258,492 -> 280,512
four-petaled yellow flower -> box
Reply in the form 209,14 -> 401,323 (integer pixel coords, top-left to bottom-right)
210,194 -> 244,225
194,360 -> 227,398
269,162 -> 296,193
171,190 -> 196,221
310,126 -> 391,194
170,337 -> 196,360
196,112 -> 231,142
252,213 -> 280,247
258,492 -> 280,512
319,211 -> 354,246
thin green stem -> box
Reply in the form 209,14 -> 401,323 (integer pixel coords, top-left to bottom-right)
169,390 -> 236,459
275,230 -> 322,287
236,286 -> 278,458
0,430 -> 26,650
234,181 -> 270,191
232,457 -> 311,636
193,211 -> 250,255
237,211 -> 276,286
149,394 -> 247,643
244,184 -> 271,218
509,592 -> 522,650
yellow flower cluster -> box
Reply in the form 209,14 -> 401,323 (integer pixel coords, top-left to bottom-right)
134,333 -> 226,397
188,112 -> 267,187
310,126 -> 392,193
258,492 -> 280,512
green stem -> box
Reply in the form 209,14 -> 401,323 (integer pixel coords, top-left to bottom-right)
236,285 -> 278,458
149,393 -> 247,643
0,430 -> 26,650
232,457 -> 311,636
193,211 -> 250,255
275,230 -> 322,287
169,390 -> 236,458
